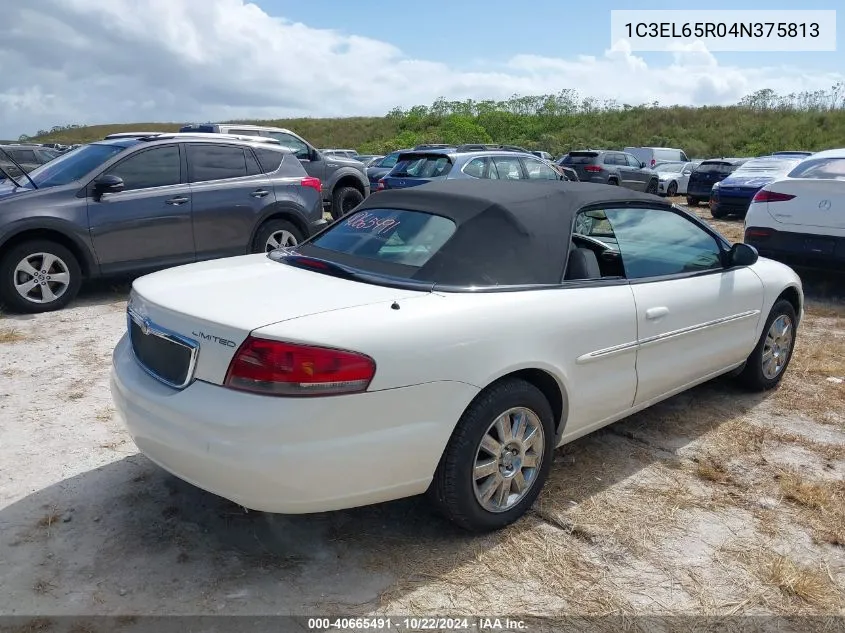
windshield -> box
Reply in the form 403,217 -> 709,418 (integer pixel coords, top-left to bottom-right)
695,162 -> 739,175
654,162 -> 683,173
732,158 -> 801,176
390,155 -> 452,178
25,143 -> 126,188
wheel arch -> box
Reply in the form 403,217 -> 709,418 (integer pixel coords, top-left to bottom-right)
249,204 -> 310,249
776,284 -> 803,325
0,225 -> 96,277
331,172 -> 367,197
466,367 -> 568,441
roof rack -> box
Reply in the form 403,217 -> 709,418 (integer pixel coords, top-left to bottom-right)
104,132 -> 167,139
454,143 -> 531,153
130,133 -> 283,145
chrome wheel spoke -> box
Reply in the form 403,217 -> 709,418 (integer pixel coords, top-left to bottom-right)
474,459 -> 498,480
16,260 -> 38,277
40,254 -> 56,272
15,279 -> 37,295
50,272 -> 70,286
40,284 -> 57,303
472,406 -> 545,513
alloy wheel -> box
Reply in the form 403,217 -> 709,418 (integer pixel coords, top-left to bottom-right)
13,252 -> 71,305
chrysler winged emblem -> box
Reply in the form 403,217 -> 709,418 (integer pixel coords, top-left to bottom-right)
819,199 -> 831,211
140,319 -> 151,336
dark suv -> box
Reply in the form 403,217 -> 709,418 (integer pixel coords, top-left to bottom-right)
558,150 -> 659,193
685,158 -> 749,206
0,133 -> 323,313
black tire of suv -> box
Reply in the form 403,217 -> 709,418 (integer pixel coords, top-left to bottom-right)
608,177 -> 619,186
428,378 -> 555,533
252,219 -> 304,253
686,196 -> 699,207
711,206 -> 729,219
646,179 -> 659,195
331,187 -> 364,220
0,239 -> 82,314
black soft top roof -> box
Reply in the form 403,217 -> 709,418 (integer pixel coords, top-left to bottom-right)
302,180 -> 670,288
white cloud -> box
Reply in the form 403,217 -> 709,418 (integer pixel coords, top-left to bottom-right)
0,0 -> 842,138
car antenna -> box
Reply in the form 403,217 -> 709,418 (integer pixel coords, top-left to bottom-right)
0,147 -> 38,189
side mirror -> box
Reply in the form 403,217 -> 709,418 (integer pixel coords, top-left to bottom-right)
640,161 -> 647,168
309,148 -> 321,162
727,242 -> 758,267
92,174 -> 124,199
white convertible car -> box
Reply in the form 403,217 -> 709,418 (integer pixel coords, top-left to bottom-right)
111,180 -> 803,532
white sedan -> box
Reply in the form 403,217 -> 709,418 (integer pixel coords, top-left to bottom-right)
654,161 -> 699,197
745,148 -> 845,269
111,180 -> 804,532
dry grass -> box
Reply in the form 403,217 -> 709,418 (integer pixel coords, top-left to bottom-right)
36,511 -> 61,529
778,472 -> 845,546
0,327 -> 27,343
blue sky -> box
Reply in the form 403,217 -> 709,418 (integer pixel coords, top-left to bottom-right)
270,0 -> 843,72
2,0 -> 843,137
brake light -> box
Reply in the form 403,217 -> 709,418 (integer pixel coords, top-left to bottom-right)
745,227 -> 774,240
650,159 -> 656,166
376,179 -> 386,191
225,337 -> 375,397
752,190 -> 795,203
584,165 -> 603,173
300,176 -> 321,193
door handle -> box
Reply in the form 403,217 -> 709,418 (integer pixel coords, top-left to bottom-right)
165,196 -> 189,205
645,307 -> 670,320
250,189 -> 270,198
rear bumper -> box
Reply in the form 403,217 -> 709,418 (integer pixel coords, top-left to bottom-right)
686,184 -> 713,199
111,334 -> 479,513
745,228 -> 845,267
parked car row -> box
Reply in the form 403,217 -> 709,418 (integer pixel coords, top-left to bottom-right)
0,143 -> 62,179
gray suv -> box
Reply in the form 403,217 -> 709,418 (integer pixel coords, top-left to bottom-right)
179,124 -> 370,218
0,133 -> 324,313
559,150 -> 659,194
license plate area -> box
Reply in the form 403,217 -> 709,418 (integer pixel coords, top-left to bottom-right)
127,309 -> 198,389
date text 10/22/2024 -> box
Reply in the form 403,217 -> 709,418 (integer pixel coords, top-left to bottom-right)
306,617 -> 529,631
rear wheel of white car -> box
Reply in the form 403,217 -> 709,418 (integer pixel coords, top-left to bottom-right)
0,239 -> 82,313
253,219 -> 303,253
429,378 -> 554,532
737,299 -> 798,391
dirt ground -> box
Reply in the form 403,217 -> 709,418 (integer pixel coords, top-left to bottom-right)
1,201 -> 843,629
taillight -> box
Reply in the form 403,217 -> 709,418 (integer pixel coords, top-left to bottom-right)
376,179 -> 386,191
650,159 -> 656,166
225,337 -> 375,397
752,189 -> 795,203
300,176 -> 321,193
745,227 -> 774,240
584,165 -> 602,173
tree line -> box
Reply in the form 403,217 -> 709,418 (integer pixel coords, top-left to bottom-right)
21,84 -> 845,159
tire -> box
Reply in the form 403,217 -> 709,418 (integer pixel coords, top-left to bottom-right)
646,179 -> 659,195
428,378 -> 555,532
0,239 -> 82,313
686,196 -> 699,207
607,178 -> 619,186
252,219 -> 303,253
736,299 -> 798,391
331,186 -> 364,220
667,181 -> 678,197
710,206 -> 728,219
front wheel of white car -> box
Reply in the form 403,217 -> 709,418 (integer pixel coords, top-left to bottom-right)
429,378 -> 554,532
736,299 -> 798,391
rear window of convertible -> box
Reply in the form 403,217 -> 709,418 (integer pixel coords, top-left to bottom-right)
309,208 -> 457,268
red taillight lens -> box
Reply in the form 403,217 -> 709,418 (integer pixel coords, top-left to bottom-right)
225,337 -> 375,397
650,159 -> 656,166
752,189 -> 795,203
745,227 -> 774,240
300,176 -> 321,193
584,165 -> 602,173
376,179 -> 385,191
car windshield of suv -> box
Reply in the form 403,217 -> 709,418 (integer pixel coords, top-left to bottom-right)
787,157 -> 845,180
391,156 -> 451,178
695,161 -> 739,175
654,162 -> 683,173
25,143 -> 126,188
560,152 -> 599,164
